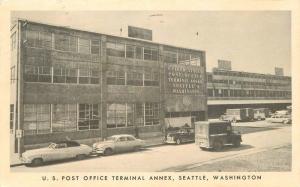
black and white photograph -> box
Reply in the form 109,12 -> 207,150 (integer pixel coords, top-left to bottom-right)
7,10 -> 293,173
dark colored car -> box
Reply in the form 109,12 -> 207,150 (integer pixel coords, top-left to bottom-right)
165,127 -> 195,145
195,120 -> 242,151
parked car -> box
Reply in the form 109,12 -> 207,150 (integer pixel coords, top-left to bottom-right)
92,134 -> 145,156
266,114 -> 292,124
195,120 -> 242,151
220,108 -> 254,122
165,127 -> 195,145
21,141 -> 92,166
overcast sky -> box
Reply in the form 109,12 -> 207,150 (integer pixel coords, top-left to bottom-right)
12,11 -> 291,76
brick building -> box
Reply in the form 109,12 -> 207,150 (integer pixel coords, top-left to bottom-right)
10,19 -> 207,157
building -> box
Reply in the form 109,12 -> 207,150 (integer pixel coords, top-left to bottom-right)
207,67 -> 291,118
10,19 -> 207,157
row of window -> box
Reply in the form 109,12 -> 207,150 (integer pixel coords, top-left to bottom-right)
107,103 -> 160,128
212,70 -> 291,81
163,51 -> 203,66
24,104 -> 100,135
106,70 -> 159,86
24,65 -> 160,87
106,42 -> 159,61
208,89 -> 292,98
209,79 -> 290,87
26,30 -> 101,55
23,103 -> 160,135
24,65 -> 100,84
25,30 -> 203,67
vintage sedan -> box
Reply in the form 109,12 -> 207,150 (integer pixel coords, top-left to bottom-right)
92,134 -> 145,156
21,141 -> 92,166
165,127 -> 195,145
266,114 -> 292,124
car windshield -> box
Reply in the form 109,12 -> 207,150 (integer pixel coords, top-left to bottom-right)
48,142 -> 57,149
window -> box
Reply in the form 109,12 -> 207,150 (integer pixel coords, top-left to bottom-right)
178,53 -> 190,65
66,68 -> 78,84
135,46 -> 143,59
106,71 -> 125,85
190,54 -> 201,66
91,40 -> 100,55
107,42 -> 125,57
10,66 -> 15,84
78,38 -> 90,54
38,66 -> 51,82
11,32 -> 16,50
145,103 -> 160,126
127,104 -> 134,127
24,104 -> 51,135
52,104 -> 77,132
10,104 -> 14,131
107,103 -> 126,128
78,104 -> 100,130
164,51 -> 177,64
24,65 -> 38,82
39,31 -> 52,49
79,68 -> 89,84
126,44 -> 135,58
144,47 -> 158,61
55,34 -> 77,52
26,30 -> 52,49
208,89 -> 213,97
135,103 -> 144,126
144,69 -> 159,86
53,67 -> 66,83
90,69 -> 100,84
26,30 -> 39,47
127,71 -> 143,86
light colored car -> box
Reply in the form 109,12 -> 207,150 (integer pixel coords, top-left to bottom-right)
21,141 -> 92,166
266,115 -> 292,124
92,134 -> 145,156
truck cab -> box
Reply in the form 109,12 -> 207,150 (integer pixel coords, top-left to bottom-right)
195,120 -> 242,151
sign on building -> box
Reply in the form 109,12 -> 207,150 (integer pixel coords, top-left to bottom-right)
165,64 -> 204,95
128,26 -> 152,41
217,60 -> 232,70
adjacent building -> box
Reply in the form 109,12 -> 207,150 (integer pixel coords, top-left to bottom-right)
10,19 -> 207,157
207,63 -> 291,118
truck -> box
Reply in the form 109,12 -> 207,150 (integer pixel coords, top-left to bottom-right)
195,120 -> 242,151
220,108 -> 254,122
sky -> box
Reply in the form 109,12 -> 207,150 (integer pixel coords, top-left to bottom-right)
12,11 -> 291,76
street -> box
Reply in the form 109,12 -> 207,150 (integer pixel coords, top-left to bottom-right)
11,121 -> 291,172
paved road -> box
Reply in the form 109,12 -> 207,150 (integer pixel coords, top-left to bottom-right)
11,124 -> 291,172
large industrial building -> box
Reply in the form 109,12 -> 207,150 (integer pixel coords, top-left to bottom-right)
10,20 -> 207,157
207,61 -> 291,118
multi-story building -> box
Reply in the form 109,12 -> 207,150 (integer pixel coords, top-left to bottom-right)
207,67 -> 291,118
10,19 -> 207,157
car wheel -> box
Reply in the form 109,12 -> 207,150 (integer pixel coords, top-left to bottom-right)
176,138 -> 182,145
213,141 -> 223,151
103,148 -> 113,156
76,154 -> 87,160
31,158 -> 43,167
233,140 -> 241,147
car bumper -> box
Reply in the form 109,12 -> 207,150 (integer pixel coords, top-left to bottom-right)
91,148 -> 105,154
20,157 -> 31,164
165,138 -> 176,144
